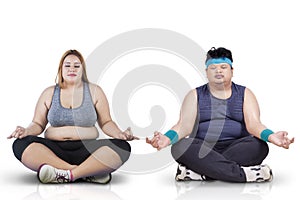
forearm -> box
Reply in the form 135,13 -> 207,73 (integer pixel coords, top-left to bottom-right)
26,122 -> 44,136
247,122 -> 268,140
244,88 -> 273,142
161,123 -> 193,146
166,89 -> 197,143
101,120 -> 123,138
171,123 -> 192,141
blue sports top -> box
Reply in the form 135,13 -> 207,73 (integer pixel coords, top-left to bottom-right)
47,82 -> 98,127
195,82 -> 250,142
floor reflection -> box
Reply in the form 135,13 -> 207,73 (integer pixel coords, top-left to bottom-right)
22,183 -> 122,200
174,180 -> 272,200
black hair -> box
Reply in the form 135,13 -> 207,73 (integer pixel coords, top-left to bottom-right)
205,47 -> 233,63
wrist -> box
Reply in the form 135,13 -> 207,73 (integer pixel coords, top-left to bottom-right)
114,128 -> 124,139
260,129 -> 274,142
22,127 -> 30,136
164,130 -> 179,145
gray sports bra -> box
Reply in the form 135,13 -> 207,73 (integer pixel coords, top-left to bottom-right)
47,82 -> 97,127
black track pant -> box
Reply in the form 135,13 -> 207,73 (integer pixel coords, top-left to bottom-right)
171,136 -> 269,182
12,135 -> 131,165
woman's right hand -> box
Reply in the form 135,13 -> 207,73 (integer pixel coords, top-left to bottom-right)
7,126 -> 28,139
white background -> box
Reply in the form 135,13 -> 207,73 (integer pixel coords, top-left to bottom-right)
0,0 -> 299,200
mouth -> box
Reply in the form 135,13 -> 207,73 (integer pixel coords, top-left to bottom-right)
67,74 -> 77,77
215,75 -> 224,79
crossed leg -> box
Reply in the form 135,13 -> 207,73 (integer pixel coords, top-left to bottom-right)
13,136 -> 131,183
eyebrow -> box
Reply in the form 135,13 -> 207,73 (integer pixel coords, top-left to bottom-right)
63,61 -> 81,64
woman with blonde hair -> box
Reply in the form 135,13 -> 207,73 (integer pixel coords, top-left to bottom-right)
8,49 -> 138,184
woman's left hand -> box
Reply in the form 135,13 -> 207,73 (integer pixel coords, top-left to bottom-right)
117,127 -> 139,141
268,131 -> 295,149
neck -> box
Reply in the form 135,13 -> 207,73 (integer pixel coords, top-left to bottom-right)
62,81 -> 83,90
208,81 -> 232,99
209,81 -> 231,90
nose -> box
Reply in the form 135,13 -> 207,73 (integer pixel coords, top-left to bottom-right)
69,65 -> 76,71
216,67 -> 222,73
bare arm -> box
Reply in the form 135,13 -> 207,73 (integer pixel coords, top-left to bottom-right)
92,84 -> 138,140
243,88 -> 294,149
171,89 -> 198,139
243,88 -> 267,138
146,89 -> 198,150
8,87 -> 52,139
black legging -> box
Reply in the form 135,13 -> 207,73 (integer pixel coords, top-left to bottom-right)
171,136 -> 269,182
12,135 -> 131,165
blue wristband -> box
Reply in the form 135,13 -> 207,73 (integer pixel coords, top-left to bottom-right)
164,130 -> 179,145
260,129 -> 274,142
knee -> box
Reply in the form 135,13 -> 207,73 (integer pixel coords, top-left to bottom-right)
110,139 -> 131,163
171,138 -> 193,161
258,139 -> 269,157
171,141 -> 181,160
246,136 -> 269,159
12,136 -> 34,161
12,139 -> 23,160
253,137 -> 269,154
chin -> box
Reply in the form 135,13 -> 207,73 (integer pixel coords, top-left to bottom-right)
66,79 -> 79,84
214,79 -> 225,84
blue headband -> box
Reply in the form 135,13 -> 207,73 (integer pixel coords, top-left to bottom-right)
205,57 -> 232,68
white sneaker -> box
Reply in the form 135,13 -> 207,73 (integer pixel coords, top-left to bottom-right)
242,164 -> 273,183
175,164 -> 206,181
38,164 -> 72,184
82,174 -> 112,184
